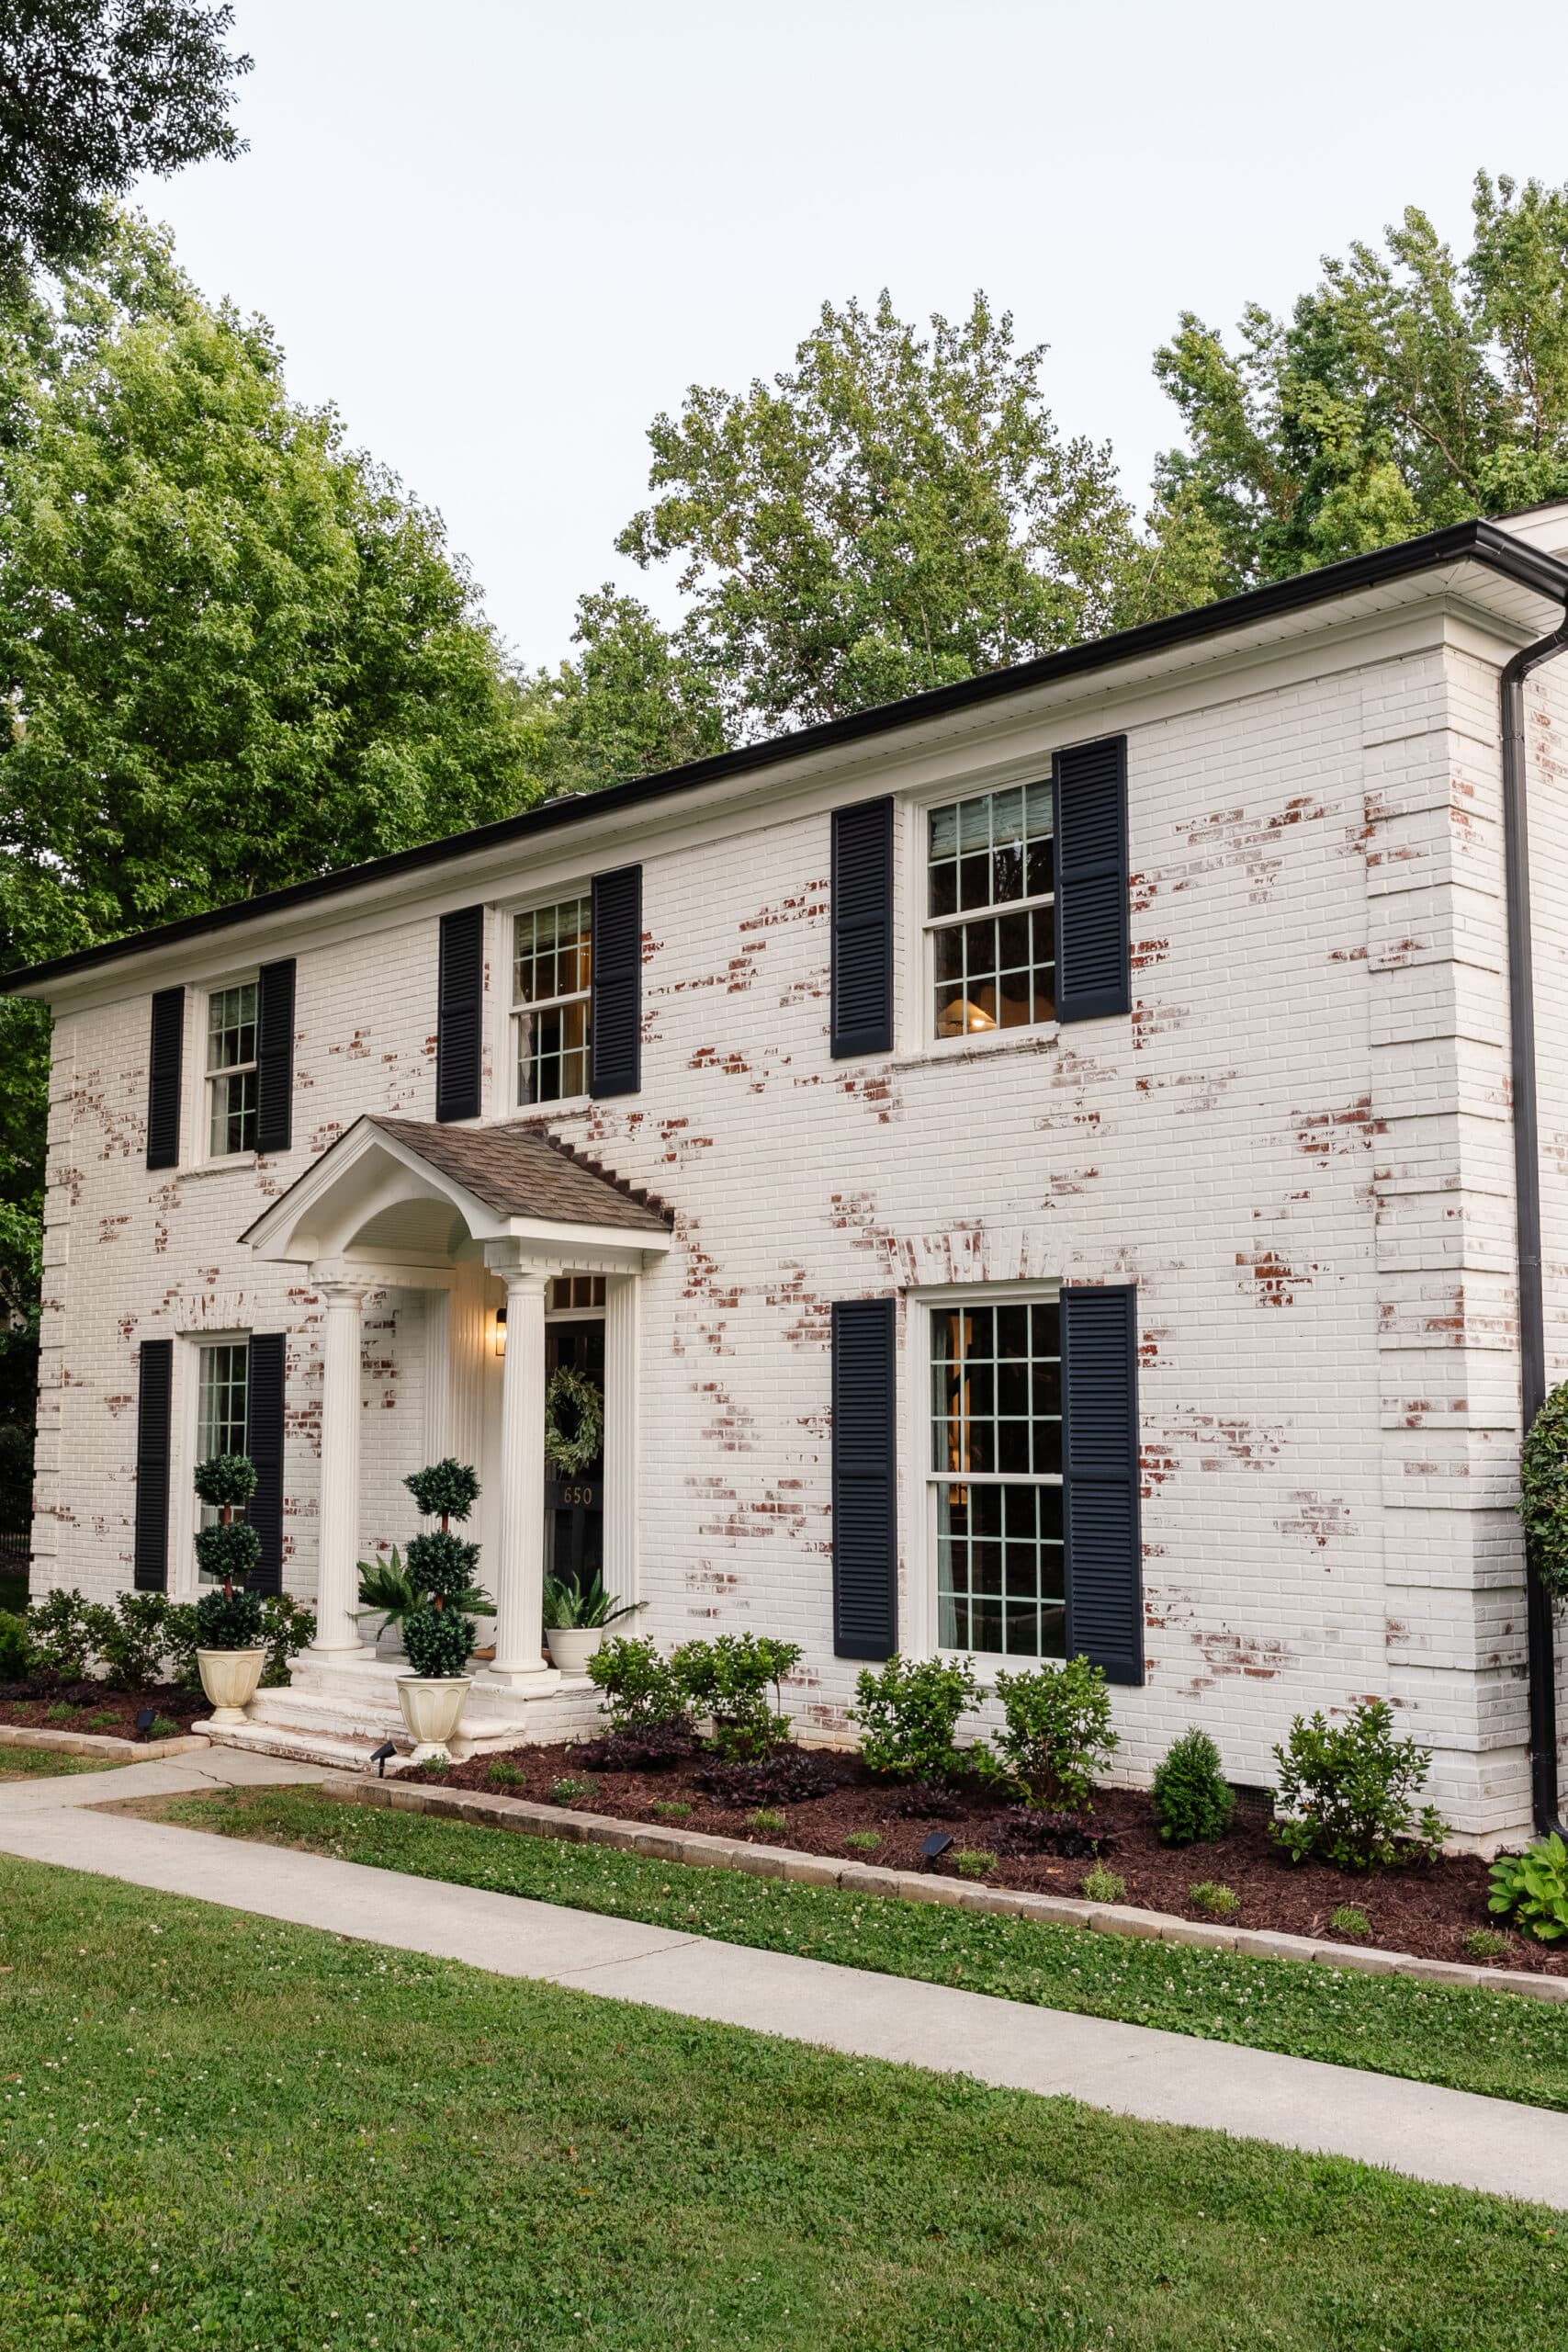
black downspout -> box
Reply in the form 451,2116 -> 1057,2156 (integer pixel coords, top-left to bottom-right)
1501,602 -> 1568,1838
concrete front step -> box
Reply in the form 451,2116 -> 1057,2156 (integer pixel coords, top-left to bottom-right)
204,1652 -> 607,1772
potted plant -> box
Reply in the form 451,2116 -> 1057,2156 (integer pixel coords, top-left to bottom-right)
541,1572 -> 643,1674
192,1453 -> 266,1724
364,1459 -> 492,1762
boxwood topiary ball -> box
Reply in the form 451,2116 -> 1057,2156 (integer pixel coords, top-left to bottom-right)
403,1457 -> 480,1523
193,1453 -> 258,1510
402,1602 -> 475,1679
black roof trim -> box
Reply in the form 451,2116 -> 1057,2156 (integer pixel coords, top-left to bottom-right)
11,517 -> 1568,993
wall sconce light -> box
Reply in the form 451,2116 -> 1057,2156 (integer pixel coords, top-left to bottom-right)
492,1306 -> 506,1357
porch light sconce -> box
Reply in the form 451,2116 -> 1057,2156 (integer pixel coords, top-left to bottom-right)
369,1740 -> 398,1779
492,1306 -> 506,1357
919,1831 -> 953,1865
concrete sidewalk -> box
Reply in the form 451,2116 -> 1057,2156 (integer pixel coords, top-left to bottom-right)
2,1749 -> 1566,2208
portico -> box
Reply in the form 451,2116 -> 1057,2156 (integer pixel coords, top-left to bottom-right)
234,1116 -> 671,1757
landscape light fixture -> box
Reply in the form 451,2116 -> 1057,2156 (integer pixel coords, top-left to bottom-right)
369,1740 -> 398,1779
919,1831 -> 953,1864
134,1708 -> 156,1738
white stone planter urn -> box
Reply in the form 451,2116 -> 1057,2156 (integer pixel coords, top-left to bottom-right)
396,1673 -> 472,1763
197,1646 -> 267,1725
545,1625 -> 604,1676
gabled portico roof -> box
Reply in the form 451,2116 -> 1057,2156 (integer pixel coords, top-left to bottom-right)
243,1114 -> 673,1267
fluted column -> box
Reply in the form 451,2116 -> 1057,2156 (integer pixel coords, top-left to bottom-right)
310,1274 -> 371,1656
486,1260 -> 555,1686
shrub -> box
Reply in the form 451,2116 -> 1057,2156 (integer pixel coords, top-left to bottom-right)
258,1593 -> 315,1687
671,1634 -> 802,1760
485,1758 -> 525,1791
1464,1927 -> 1513,1962
196,1587 -> 264,1650
991,1655 -> 1116,1810
1519,1380 -> 1568,1600
586,1636 -> 689,1735
26,1589 -> 96,1679
987,1806 -> 1113,1860
163,1602 -> 199,1686
955,1848 -> 996,1879
401,1601 -> 473,1679
551,1775 -> 596,1805
1080,1862 -> 1126,1904
1270,1700 -> 1448,1871
744,1807 -> 787,1835
843,1828 -> 881,1853
1151,1726 -> 1235,1846
148,1713 -> 183,1741
1330,1905 -> 1371,1939
851,1654 -> 985,1781
570,1724 -> 696,1774
694,1749 -> 842,1809
1489,1833 -> 1568,1944
0,1608 -> 31,1680
404,1457 -> 480,1523
193,1453 -> 260,1595
1189,1881 -> 1240,1917
95,1592 -> 171,1689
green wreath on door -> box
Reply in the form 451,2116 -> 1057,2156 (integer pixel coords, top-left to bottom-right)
544,1364 -> 604,1477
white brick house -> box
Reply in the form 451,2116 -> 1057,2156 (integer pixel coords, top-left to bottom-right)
15,507 -> 1568,1842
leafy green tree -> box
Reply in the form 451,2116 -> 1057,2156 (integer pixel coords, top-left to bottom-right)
516,585 -> 728,794
1147,173 -> 1568,601
616,290 -> 1136,733
0,1 -> 250,279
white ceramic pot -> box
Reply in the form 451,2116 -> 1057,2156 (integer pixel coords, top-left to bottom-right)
197,1646 -> 267,1725
396,1673 -> 472,1763
546,1625 -> 604,1675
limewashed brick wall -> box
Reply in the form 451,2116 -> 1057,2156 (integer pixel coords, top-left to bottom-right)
30,609 -> 1566,1839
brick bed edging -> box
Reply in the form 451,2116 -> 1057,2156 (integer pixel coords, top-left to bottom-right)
332,1770 -> 1568,2006
0,1723 -> 210,1763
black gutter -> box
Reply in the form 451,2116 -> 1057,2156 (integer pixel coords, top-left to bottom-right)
1501,598 -> 1568,1838
8,516 -> 1568,994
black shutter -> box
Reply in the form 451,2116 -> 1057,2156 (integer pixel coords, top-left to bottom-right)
145,988 -> 185,1170
245,1332 -> 287,1597
1062,1283 -> 1144,1684
255,959 -> 296,1155
436,904 -> 485,1122
830,797 -> 894,1057
132,1339 -> 174,1592
1055,734 -> 1130,1023
590,865 -> 642,1098
831,1297 -> 898,1658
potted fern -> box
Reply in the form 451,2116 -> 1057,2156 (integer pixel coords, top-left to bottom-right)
192,1453 -> 266,1724
359,1458 -> 492,1762
541,1572 -> 643,1674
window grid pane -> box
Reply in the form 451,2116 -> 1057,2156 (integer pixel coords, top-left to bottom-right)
207,983 -> 259,1155
928,785 -> 1055,1037
931,1300 -> 1064,1659
197,1342 -> 249,1531
514,899 -> 592,1103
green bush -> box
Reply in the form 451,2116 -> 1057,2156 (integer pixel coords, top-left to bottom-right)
955,1849 -> 996,1879
95,1591 -> 172,1688
193,1453 -> 257,1512
1464,1927 -> 1513,1962
0,1607 -> 31,1680
1080,1862 -> 1126,1904
586,1635 -> 688,1734
843,1828 -> 881,1853
401,1601 -> 474,1679
850,1655 -> 984,1781
1490,1832 -> 1568,1943
195,1587 -> 264,1650
1270,1699 -> 1448,1871
551,1775 -> 596,1805
1190,1881 -> 1240,1917
1330,1905 -> 1371,1939
194,1514 -> 260,1590
163,1601 -> 199,1686
404,1457 -> 480,1524
485,1758 -> 525,1791
991,1655 -> 1116,1811
258,1593 -> 315,1687
1151,1725 -> 1235,1846
671,1634 -> 802,1760
25,1588 -> 96,1679
745,1807 -> 787,1835
1519,1381 -> 1568,1600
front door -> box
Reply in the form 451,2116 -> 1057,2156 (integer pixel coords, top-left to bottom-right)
545,1306 -> 605,1597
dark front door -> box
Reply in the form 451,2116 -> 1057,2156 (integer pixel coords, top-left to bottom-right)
545,1317 -> 604,1594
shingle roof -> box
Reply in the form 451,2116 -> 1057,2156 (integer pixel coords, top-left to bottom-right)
366,1117 -> 673,1235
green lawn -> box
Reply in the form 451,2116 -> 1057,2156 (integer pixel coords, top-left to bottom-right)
0,1750 -> 115,1781
1,1855 -> 1563,2352
156,1784 -> 1568,2115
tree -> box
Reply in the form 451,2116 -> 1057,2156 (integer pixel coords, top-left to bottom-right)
616,290 -> 1137,734
1148,172 -> 1568,601
515,586 -> 728,795
0,1 -> 250,279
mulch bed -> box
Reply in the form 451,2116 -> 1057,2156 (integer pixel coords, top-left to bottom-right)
0,1679 -> 208,1737
417,1737 -> 1563,1977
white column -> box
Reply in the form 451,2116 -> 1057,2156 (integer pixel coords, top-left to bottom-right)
486,1259 -> 556,1686
603,1273 -> 638,1607
310,1274 -> 371,1656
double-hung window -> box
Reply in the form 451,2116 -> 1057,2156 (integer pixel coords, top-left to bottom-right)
931,1297 -> 1064,1658
513,899 -> 592,1102
207,983 -> 258,1155
927,782 -> 1055,1040
197,1340 -> 249,1528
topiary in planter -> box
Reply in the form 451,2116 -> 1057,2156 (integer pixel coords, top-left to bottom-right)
402,1601 -> 475,1680
404,1457 -> 480,1525
192,1453 -> 263,1648
196,1585 -> 263,1650
373,1460 -> 492,1681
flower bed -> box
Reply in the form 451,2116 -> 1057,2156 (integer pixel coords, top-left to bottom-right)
414,1739 -> 1562,1975
0,1677 -> 208,1738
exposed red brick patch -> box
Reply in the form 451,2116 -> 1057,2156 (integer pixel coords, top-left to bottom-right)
1236,1249 -> 1318,1306
1274,1493 -> 1352,1548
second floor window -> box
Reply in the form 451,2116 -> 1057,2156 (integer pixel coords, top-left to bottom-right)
514,898 -> 592,1102
928,781 -> 1055,1040
207,983 -> 258,1154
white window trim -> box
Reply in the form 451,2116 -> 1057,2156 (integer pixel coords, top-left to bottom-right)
904,1280 -> 1063,1672
197,970 -> 262,1166
897,780 -> 1062,1067
501,887 -> 595,1116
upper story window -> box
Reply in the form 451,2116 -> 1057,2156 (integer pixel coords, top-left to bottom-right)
207,982 -> 258,1155
931,1297 -> 1064,1659
927,782 -> 1055,1040
514,899 -> 592,1102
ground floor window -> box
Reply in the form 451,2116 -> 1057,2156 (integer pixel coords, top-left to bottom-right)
930,1296 -> 1064,1657
197,1340 -> 249,1524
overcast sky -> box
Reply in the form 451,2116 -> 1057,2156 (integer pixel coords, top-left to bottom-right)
135,0 -> 1568,669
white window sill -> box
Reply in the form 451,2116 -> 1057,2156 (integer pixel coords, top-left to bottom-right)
171,1153 -> 259,1181
891,1022 -> 1061,1074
